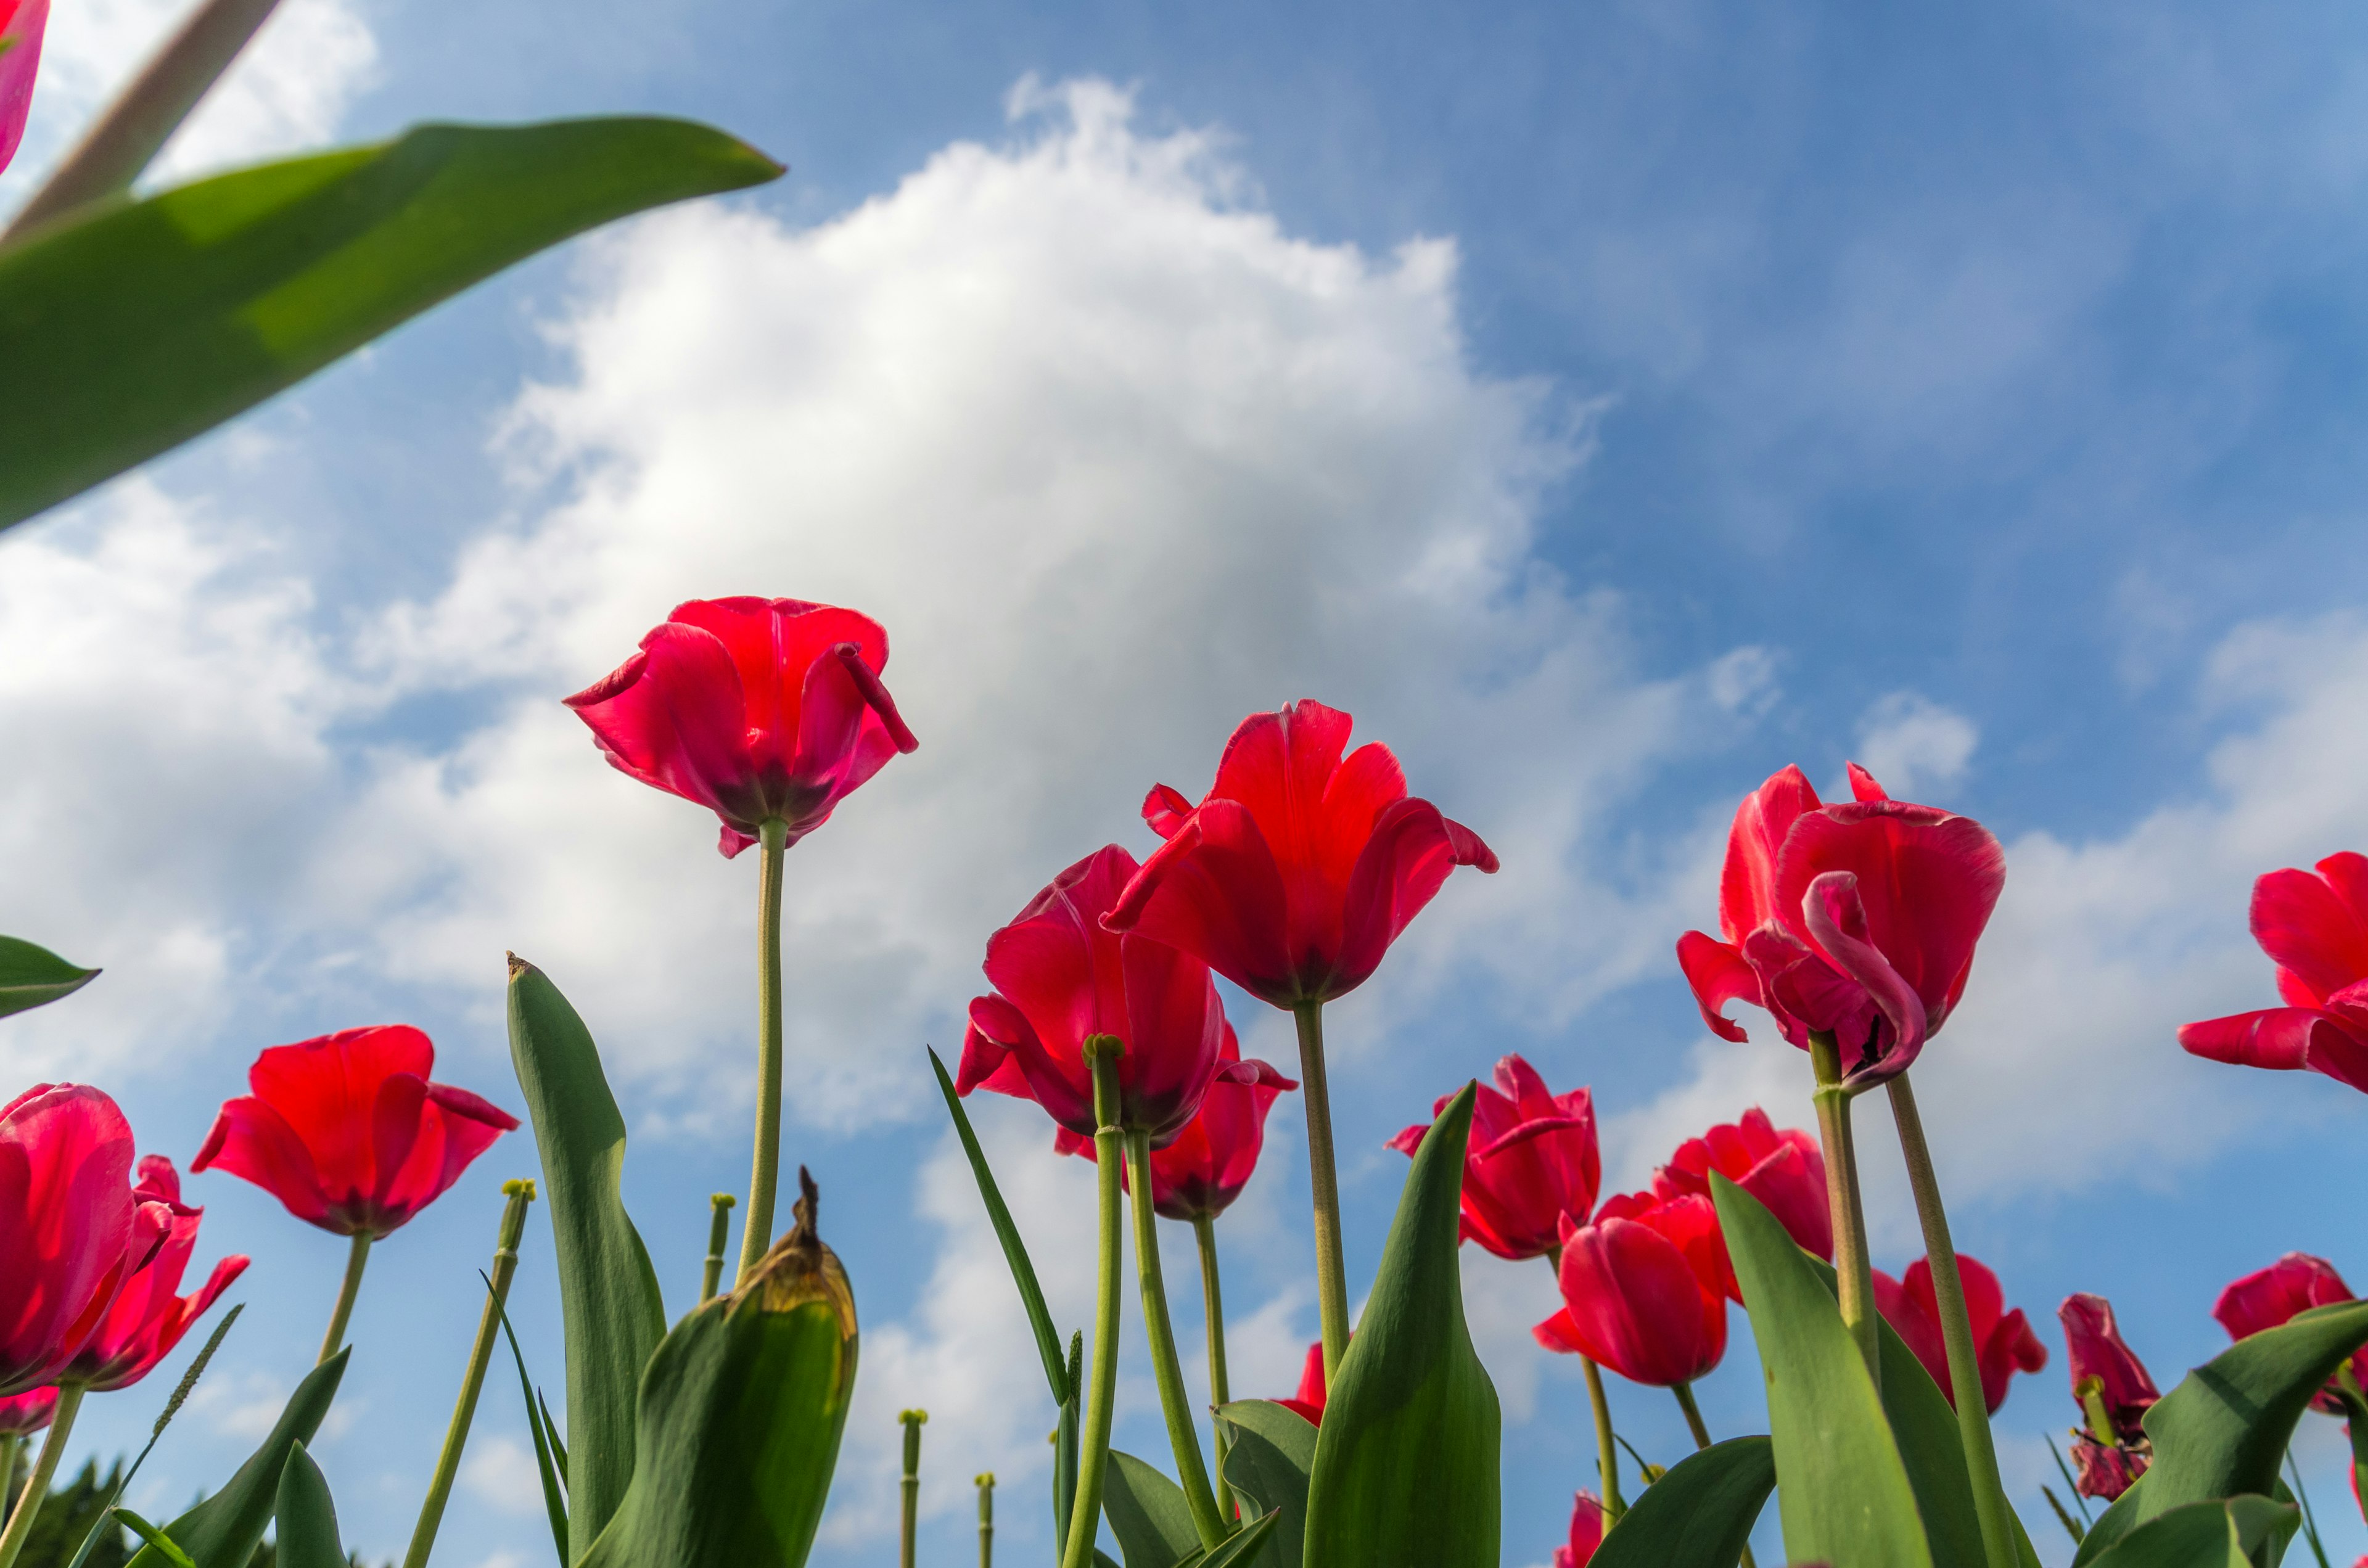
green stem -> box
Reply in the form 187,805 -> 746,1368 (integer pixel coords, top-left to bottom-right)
318,1231 -> 373,1365
404,1180 -> 536,1568
1547,1248 -> 1624,1521
701,1192 -> 736,1304
1809,1032 -> 1879,1389
1886,1073 -> 2016,1568
1060,1038 -> 1127,1568
738,815 -> 791,1281
977,1472 -> 994,1568
1672,1384 -> 1757,1568
1291,1000 -> 1351,1384
0,1434 -> 16,1519
1053,1333 -> 1081,1561
0,1384 -> 83,1568
1126,1130 -> 1227,1548
900,1410 -> 927,1568
1193,1213 -> 1235,1522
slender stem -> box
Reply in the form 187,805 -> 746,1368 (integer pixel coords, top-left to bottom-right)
1126,1130 -> 1227,1548
1053,1333 -> 1081,1562
1060,1040 -> 1127,1568
1193,1213 -> 1236,1522
738,816 -> 790,1282
701,1192 -> 736,1304
1887,1073 -> 2016,1568
900,1410 -> 927,1568
977,1472 -> 994,1568
1546,1248 -> 1624,1522
0,1435 -> 16,1519
318,1232 -> 374,1365
1291,1000 -> 1351,1384
2285,1450 -> 2330,1568
1809,1032 -> 1879,1388
404,1180 -> 536,1568
0,1384 -> 83,1568
1673,1383 -> 1758,1567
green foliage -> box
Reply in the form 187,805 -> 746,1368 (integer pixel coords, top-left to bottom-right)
1102,1451 -> 1199,1568
1171,1509 -> 1280,1568
1590,1436 -> 1774,1568
929,1048 -> 1071,1404
0,937 -> 99,1020
505,956 -> 668,1559
267,1446 -> 340,1568
488,1281 -> 570,1564
1214,1401 -> 1314,1568
1303,1083 -> 1499,1568
0,117 -> 782,535
11,1461 -> 130,1568
2078,1495 -> 2299,1568
1711,1174 -> 1934,1568
126,1350 -> 348,1568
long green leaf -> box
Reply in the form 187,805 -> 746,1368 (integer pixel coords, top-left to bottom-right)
113,1512 -> 195,1568
2079,1495 -> 2298,1568
1711,1173 -> 1934,1568
506,955 -> 668,1559
126,1349 -> 347,1567
1590,1435 -> 1774,1568
0,117 -> 781,533
1174,1508 -> 1282,1568
269,1443 -> 345,1568
1214,1400 -> 1315,1568
1304,1082 -> 1498,1568
1103,1450 -> 1201,1568
929,1047 -> 1069,1403
0,935 -> 99,1019
489,1272 -> 572,1564
67,1302 -> 243,1568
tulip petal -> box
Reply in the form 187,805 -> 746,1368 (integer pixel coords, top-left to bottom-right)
1800,871 -> 1928,1083
2179,1007 -> 2368,1094
2251,863 -> 2368,1008
1676,930 -> 1759,1043
0,0 -> 47,178
1334,796 -> 1497,999
1845,763 -> 1889,802
1107,803 -> 1297,1005
565,623 -> 758,826
1141,784 -> 1195,840
191,1094 -> 332,1229
1551,1210 -> 1726,1385
1717,765 -> 1822,945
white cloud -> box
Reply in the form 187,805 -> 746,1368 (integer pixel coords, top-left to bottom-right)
1851,690 -> 1979,800
461,1434 -> 550,1517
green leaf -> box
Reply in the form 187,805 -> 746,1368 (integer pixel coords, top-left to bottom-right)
929,1047 -> 1070,1403
112,1512 -> 195,1568
489,1273 -> 571,1565
2078,1495 -> 2298,1568
0,117 -> 783,533
0,935 -> 99,1019
1590,1435 -> 1774,1568
1103,1451 -> 1202,1568
126,1349 -> 347,1567
1214,1400 -> 1315,1568
506,954 -> 668,1559
1174,1508 -> 1283,1568
269,1443 -> 345,1568
1304,1082 -> 1499,1568
1711,1173 -> 1934,1568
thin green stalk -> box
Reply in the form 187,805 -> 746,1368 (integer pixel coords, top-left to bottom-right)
1192,1213 -> 1235,1522
0,1384 -> 83,1568
1125,1130 -> 1227,1548
318,1231 -> 374,1365
403,1180 -> 536,1568
899,1409 -> 927,1568
1060,1038 -> 1127,1568
976,1472 -> 995,1568
1545,1249 -> 1624,1522
1291,1000 -> 1350,1383
1053,1332 -> 1081,1561
1808,1032 -> 1879,1387
2285,1449 -> 2331,1568
1886,1073 -> 2016,1568
0,1435 -> 16,1519
1671,1384 -> 1756,1568
2044,1432 -> 2091,1527
701,1192 -> 736,1303
739,815 -> 791,1281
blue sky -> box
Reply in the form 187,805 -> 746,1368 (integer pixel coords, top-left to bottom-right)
5,2 -> 2368,1565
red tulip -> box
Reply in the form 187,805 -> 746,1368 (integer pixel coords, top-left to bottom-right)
1534,1192 -> 1728,1387
1275,1341 -> 1327,1425
1873,1254 -> 2047,1413
1384,1055 -> 1598,1262
192,1026 -> 519,1238
2211,1253 -> 2368,1414
1103,701 -> 1497,1008
1650,1107 -> 1832,1267
0,1085 -> 150,1395
959,846 -> 1270,1145
1053,1024 -> 1297,1221
1676,764 -> 2005,1088
2059,1292 -> 2157,1500
0,0 -> 48,177
53,1157 -> 245,1392
1553,1492 -> 1606,1568
565,597 -> 918,858
2179,853 -> 2368,1096
0,1388 -> 56,1437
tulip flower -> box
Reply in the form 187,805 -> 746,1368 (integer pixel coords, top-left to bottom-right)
1535,1193 -> 1728,1389
2211,1252 -> 2368,1414
1553,1492 -> 1606,1568
2179,853 -> 2368,1096
194,1025 -> 516,1363
0,1390 -> 54,1437
0,1085 -> 147,1397
51,1157 -> 244,1393
1873,1255 -> 2047,1414
0,0 -> 48,178
2058,1292 -> 2156,1501
1650,1107 -> 1831,1269
1054,1025 -> 1297,1223
1275,1342 -> 1328,1426
565,597 -> 918,859
1386,1054 -> 1598,1263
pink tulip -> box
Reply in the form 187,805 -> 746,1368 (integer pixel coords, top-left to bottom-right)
2211,1252 -> 2368,1414
1534,1193 -> 1728,1387
1873,1254 -> 2047,1413
2180,853 -> 2368,1096
53,1157 -> 244,1392
0,0 -> 49,178
1386,1055 -> 1598,1262
1650,1107 -> 1832,1268
1553,1491 -> 1606,1568
0,1085 -> 146,1395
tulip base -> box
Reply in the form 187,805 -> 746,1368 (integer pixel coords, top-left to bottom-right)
0,1384 -> 82,1568
1292,1000 -> 1352,1384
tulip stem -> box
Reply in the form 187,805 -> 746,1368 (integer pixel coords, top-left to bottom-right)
1673,1384 -> 1757,1567
701,1192 -> 736,1304
739,815 -> 791,1283
1192,1213 -> 1236,1522
900,1409 -> 927,1568
1888,1073 -> 2018,1568
1125,1131 -> 1228,1548
977,1471 -> 995,1568
1548,1246 -> 1625,1522
1808,1031 -> 1880,1389
0,1384 -> 83,1568
1061,1038 -> 1127,1568
404,1180 -> 536,1568
1291,1000 -> 1352,1386
0,1435 -> 16,1517
318,1232 -> 374,1366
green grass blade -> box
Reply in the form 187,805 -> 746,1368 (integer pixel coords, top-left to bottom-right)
66,1302 -> 242,1568
489,1271 -> 573,1564
929,1047 -> 1069,1404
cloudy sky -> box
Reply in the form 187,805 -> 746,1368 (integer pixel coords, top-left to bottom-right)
7,2 -> 2368,1564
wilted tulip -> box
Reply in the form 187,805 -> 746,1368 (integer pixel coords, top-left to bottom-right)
565,597 -> 917,858
0,0 -> 47,177
1386,1055 -> 1598,1263
1676,764 -> 2005,1088
2211,1252 -> 2368,1414
52,1157 -> 244,1392
1873,1254 -> 2047,1413
1651,1107 -> 1831,1269
2180,853 -> 2368,1096
2059,1292 -> 2157,1501
1053,1024 -> 1296,1221
1553,1492 -> 1606,1568
1534,1193 -> 1729,1388
0,1085 -> 146,1395
1106,700 -> 1497,1008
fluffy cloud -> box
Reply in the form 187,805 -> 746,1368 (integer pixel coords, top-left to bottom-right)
1852,689 -> 1979,799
